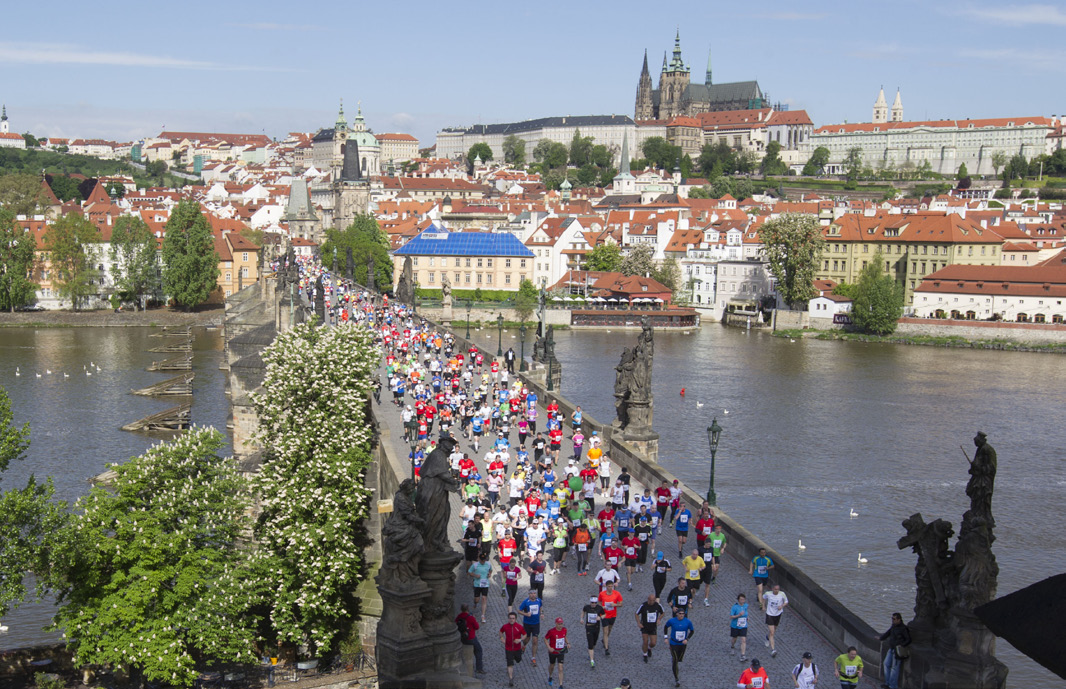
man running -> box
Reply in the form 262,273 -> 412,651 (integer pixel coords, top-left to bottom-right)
517,589 -> 543,665
730,593 -> 751,660
598,580 -> 624,656
674,503 -> 693,558
762,583 -> 788,657
500,612 -> 527,687
667,578 -> 692,616
792,652 -> 819,689
621,531 -> 640,591
651,551 -> 672,600
663,608 -> 695,687
544,617 -> 569,688
834,646 -> 864,689
681,548 -> 705,600
707,524 -> 727,583
738,658 -> 769,689
635,593 -> 665,663
749,547 -> 774,607
582,595 -> 605,668
467,552 -> 492,622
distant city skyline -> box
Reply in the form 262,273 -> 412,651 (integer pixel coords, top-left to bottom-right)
2,0 -> 1064,146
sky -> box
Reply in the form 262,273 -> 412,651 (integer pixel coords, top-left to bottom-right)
2,1 -> 1064,147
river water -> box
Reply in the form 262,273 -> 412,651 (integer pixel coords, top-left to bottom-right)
0,327 -> 229,649
545,325 -> 1062,688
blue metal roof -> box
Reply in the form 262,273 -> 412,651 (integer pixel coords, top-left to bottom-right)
394,229 -> 535,258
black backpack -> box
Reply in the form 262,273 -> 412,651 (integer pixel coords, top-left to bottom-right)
456,615 -> 471,642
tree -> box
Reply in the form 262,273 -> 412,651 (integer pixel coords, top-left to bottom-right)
0,173 -> 44,216
0,209 -> 38,311
802,146 -> 830,176
652,257 -> 681,291
144,160 -> 168,180
21,133 -> 39,149
850,252 -> 904,335
640,137 -> 681,170
248,322 -> 378,656
515,278 -> 538,322
843,147 -> 863,182
568,129 -> 594,167
320,214 -> 392,290
990,151 -> 1008,179
956,162 -> 969,180
43,213 -> 101,310
698,140 -> 737,178
533,139 -> 553,163
760,141 -> 787,176
586,243 -> 623,272
110,215 -> 159,310
575,164 -> 598,186
590,144 -> 612,168
52,428 -> 257,688
621,243 -> 655,277
161,200 -> 219,309
687,186 -> 710,199
48,175 -> 81,202
1003,153 -> 1029,184
759,212 -> 825,309
466,143 -> 492,165
502,135 -> 526,166
543,142 -> 569,170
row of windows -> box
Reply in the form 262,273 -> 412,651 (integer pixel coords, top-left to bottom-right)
424,272 -> 517,285
412,256 -> 525,269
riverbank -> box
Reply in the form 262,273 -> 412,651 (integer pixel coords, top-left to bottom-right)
0,306 -> 223,328
772,327 -> 1066,352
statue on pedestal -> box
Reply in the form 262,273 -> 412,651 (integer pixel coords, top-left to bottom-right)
345,247 -> 354,282
614,316 -> 654,432
314,275 -> 325,325
395,256 -> 414,305
415,437 -> 459,553
380,479 -> 425,585
367,255 -> 376,291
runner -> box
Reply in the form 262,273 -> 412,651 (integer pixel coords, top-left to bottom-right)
544,617 -> 570,688
792,652 -> 819,689
501,557 -> 522,612
467,552 -> 492,622
500,611 -> 527,687
594,562 -> 621,592
527,550 -> 548,598
738,658 -> 770,689
582,594 -> 605,668
763,583 -> 789,657
730,593 -> 751,661
749,547 -> 775,607
833,647 -> 864,689
598,580 -> 624,656
621,531 -> 641,591
662,608 -> 695,687
667,578 -> 692,615
517,589 -> 543,665
573,521 -> 592,575
674,503 -> 692,558
681,548 -> 705,600
651,551 -> 672,600
634,593 -> 665,663
707,523 -> 727,583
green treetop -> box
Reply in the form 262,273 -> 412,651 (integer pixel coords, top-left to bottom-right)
759,212 -> 825,309
161,200 -> 219,309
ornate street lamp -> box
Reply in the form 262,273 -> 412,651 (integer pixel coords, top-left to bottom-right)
519,324 -> 528,372
496,313 -> 504,356
706,417 -> 723,506
465,299 -> 472,339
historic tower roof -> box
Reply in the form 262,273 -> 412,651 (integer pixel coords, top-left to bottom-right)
614,130 -> 634,182
335,99 -> 347,132
873,86 -> 888,124
641,49 -> 650,77
667,30 -> 688,73
284,178 -> 317,221
341,141 -> 363,182
891,88 -> 904,122
705,46 -> 713,85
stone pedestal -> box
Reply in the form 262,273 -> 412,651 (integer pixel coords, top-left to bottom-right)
375,580 -> 435,686
544,359 -> 562,390
419,550 -> 464,674
441,298 -> 453,326
904,610 -> 1008,689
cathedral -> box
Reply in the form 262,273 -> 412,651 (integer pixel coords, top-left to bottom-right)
635,32 -> 766,121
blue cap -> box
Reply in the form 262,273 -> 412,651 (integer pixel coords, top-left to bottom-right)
657,551 -> 664,559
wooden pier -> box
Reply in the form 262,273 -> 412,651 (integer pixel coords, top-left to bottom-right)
131,373 -> 194,397
150,326 -> 193,338
148,340 -> 193,353
147,355 -> 193,371
121,402 -> 192,432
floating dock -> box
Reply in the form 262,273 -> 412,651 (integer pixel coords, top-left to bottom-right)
130,373 -> 194,397
121,402 -> 191,432
147,355 -> 193,371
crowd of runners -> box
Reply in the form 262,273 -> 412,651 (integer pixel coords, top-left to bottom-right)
300,270 -> 882,689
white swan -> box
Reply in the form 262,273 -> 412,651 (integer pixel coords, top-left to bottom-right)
0,623 -> 8,632
46,369 -> 52,375
723,409 -> 729,414
696,401 -> 704,409
63,372 -> 69,378
86,370 -> 92,376
849,508 -> 859,518
35,372 -> 41,378
798,540 -> 806,551
857,553 -> 868,564
14,368 -> 19,377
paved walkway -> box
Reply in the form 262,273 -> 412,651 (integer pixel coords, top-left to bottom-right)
371,373 -> 879,689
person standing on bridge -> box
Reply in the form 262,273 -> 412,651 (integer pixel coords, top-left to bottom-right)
505,347 -> 516,374
663,608 -> 694,687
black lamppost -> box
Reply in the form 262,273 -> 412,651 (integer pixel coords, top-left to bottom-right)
465,300 -> 472,339
519,324 -> 528,372
706,417 -> 723,506
496,313 -> 504,356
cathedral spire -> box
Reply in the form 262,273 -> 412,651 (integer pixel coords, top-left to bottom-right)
891,88 -> 903,122
705,46 -> 712,85
614,130 -> 634,181
872,86 -> 888,124
641,49 -> 649,77
662,51 -> 668,72
336,99 -> 347,131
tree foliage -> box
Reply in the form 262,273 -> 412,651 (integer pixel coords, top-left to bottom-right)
0,209 -> 38,311
652,257 -> 681,291
850,252 -> 904,335
585,243 -> 623,272
533,139 -> 553,163
802,146 -> 830,176
110,215 -> 159,309
641,137 -> 682,171
515,278 -> 538,322
844,147 -> 863,182
502,135 -> 526,166
248,323 -> 378,656
568,129 -> 594,167
466,143 -> 492,164
990,151 -> 1008,179
43,213 -> 101,310
48,175 -> 81,202
161,200 -> 219,309
0,173 -> 45,216
52,428 -> 257,688
759,212 -> 825,309
543,142 -> 569,170
760,141 -> 788,176
621,243 -> 655,277
320,214 -> 392,290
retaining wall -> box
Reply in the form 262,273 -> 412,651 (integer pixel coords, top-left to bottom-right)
895,317 -> 1066,344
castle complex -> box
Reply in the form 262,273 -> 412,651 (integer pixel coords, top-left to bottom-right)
635,32 -> 766,121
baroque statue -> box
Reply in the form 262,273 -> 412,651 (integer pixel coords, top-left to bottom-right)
414,437 -> 460,553
379,479 -> 425,584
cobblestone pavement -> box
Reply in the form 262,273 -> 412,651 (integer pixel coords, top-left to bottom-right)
373,376 -> 878,689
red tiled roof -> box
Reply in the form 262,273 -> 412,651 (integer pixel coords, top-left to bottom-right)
815,116 -> 1053,135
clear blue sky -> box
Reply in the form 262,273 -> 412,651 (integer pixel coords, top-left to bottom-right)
2,1 -> 1063,145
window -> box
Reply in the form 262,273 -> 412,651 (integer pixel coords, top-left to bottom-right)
505,273 -> 512,284
428,272 -> 435,283
968,246 -> 973,256
477,258 -> 483,268
520,259 -> 526,268
225,272 -> 231,281
506,258 -> 512,268
465,258 -> 471,267
429,257 -> 434,267
465,273 -> 471,284
487,259 -> 493,268
486,274 -> 492,284
455,272 -> 460,283
477,273 -> 482,284
242,252 -> 248,261
413,257 -> 418,266
242,267 -> 248,277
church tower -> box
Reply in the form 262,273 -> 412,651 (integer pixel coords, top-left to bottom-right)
705,46 -> 713,85
1,105 -> 8,134
658,31 -> 691,121
635,50 -> 655,121
872,87 -> 888,124
332,99 -> 349,181
890,88 -> 903,122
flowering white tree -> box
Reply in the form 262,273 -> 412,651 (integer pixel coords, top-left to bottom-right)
247,322 -> 379,655
51,427 -> 257,688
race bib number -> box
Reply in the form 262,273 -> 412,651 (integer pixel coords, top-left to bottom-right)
757,566 -> 767,576
554,638 -> 565,650
702,527 -> 712,535
689,569 -> 698,578
534,573 -> 544,582
657,566 -> 667,573
703,553 -> 713,562
529,604 -> 540,615
737,616 -> 747,628
646,612 -> 657,623
577,543 -> 587,551
845,665 -> 857,676
626,547 -> 636,557
503,548 -> 513,557
609,557 -> 618,566
605,601 -> 614,610
677,595 -> 688,606
638,533 -> 648,541
713,538 -> 724,549
674,630 -> 686,642
586,613 -> 598,624
679,516 -> 689,525
752,678 -> 764,689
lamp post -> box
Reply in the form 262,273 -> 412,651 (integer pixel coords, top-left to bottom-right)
706,417 -> 723,506
519,324 -> 528,372
465,299 -> 472,339
496,313 -> 504,356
